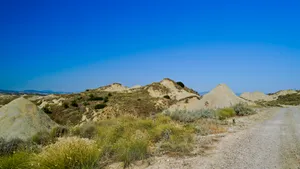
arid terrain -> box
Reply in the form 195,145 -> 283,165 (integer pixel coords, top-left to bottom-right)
0,79 -> 299,169
147,106 -> 300,169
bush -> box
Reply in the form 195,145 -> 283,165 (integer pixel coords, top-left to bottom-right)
42,107 -> 52,114
72,122 -> 97,139
108,93 -> 112,97
163,95 -> 171,99
83,102 -> 90,106
95,103 -> 107,109
164,109 -> 216,122
233,103 -> 256,116
276,93 -> 300,105
217,108 -> 236,120
0,151 -> 32,169
32,131 -> 53,146
95,115 -> 194,166
31,137 -> 100,169
103,97 -> 109,103
176,81 -> 185,88
88,94 -> 104,101
50,126 -> 69,138
63,103 -> 69,108
71,100 -> 78,107
113,138 -> 148,167
0,138 -> 26,156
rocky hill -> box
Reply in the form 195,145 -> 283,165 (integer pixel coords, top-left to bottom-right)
168,84 -> 251,111
16,78 -> 200,125
0,97 -> 58,141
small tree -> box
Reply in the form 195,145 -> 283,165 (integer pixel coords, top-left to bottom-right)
103,97 -> 109,103
43,107 -> 52,114
71,100 -> 78,107
63,103 -> 69,109
95,104 -> 107,109
163,95 -> 171,99
176,81 -> 185,88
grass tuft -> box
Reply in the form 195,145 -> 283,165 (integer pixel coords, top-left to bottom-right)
233,103 -> 256,116
0,151 -> 32,169
164,109 -> 216,122
217,108 -> 235,120
31,137 -> 100,169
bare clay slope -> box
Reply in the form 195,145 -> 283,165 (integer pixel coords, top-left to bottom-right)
0,97 -> 58,141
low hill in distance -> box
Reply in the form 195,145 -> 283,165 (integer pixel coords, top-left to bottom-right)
0,89 -> 72,95
168,83 -> 250,111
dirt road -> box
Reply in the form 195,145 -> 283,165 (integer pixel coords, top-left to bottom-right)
148,107 -> 300,169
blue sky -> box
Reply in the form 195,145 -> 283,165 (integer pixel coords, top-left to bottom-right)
0,0 -> 299,93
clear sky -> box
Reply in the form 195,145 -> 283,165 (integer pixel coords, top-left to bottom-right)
1,0 -> 299,93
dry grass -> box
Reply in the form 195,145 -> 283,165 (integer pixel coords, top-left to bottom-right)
192,119 -> 227,135
164,109 -> 216,122
92,115 -> 194,167
31,137 -> 100,169
0,151 -> 32,169
217,108 -> 236,120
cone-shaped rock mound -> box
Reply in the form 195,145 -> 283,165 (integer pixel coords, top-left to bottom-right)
168,84 -> 250,111
0,97 -> 57,141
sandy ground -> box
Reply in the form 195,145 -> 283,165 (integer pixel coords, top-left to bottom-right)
146,106 -> 300,169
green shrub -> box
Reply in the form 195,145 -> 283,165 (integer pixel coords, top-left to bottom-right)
50,126 -> 69,138
233,103 -> 256,116
72,122 -> 97,139
103,97 -> 109,103
83,102 -> 90,106
0,151 -> 32,169
113,138 -> 148,167
31,137 -> 100,169
32,131 -> 53,146
164,109 -> 216,122
63,103 -> 69,108
0,138 -> 26,156
163,95 -> 171,99
217,108 -> 236,120
42,107 -> 52,114
95,103 -> 107,109
276,93 -> 300,105
108,93 -> 112,97
88,94 -> 104,101
176,81 -> 185,88
71,100 -> 78,107
95,115 -> 194,166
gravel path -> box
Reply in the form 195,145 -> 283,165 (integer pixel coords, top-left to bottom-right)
147,107 -> 300,169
